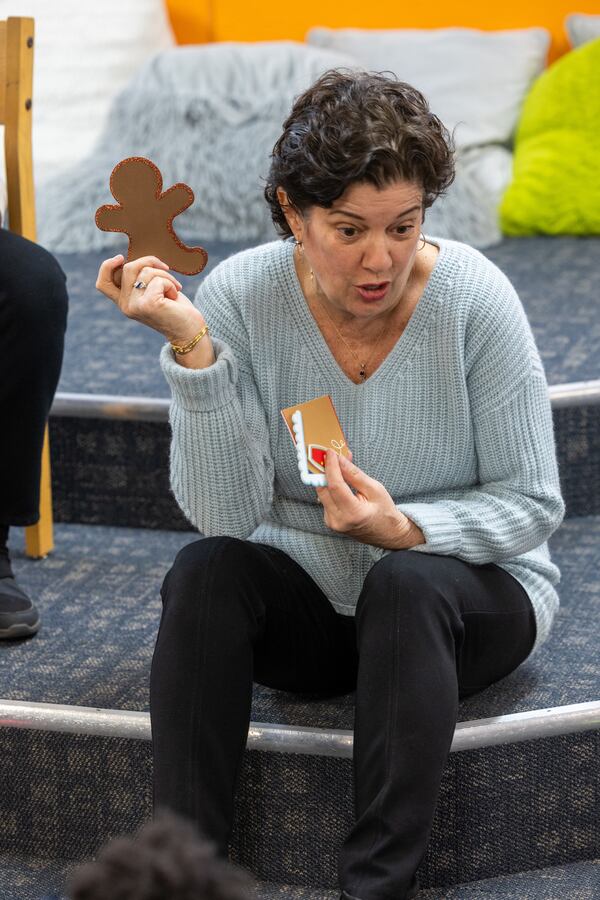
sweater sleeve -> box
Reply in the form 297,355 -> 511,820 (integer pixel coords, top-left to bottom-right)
395,273 -> 565,564
160,264 -> 274,537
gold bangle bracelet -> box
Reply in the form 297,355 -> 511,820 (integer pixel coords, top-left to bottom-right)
171,324 -> 210,355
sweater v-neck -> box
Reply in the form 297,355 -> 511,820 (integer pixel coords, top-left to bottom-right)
280,237 -> 447,389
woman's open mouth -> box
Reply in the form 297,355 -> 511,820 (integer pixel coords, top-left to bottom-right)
355,282 -> 390,301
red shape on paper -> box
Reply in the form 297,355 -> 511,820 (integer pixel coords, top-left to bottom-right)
308,445 -> 328,472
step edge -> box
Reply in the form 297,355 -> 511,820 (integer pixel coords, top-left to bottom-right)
50,379 -> 600,423
50,392 -> 170,422
1,698 -> 598,757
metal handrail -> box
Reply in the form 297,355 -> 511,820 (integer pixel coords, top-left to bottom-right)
50,380 -> 600,424
1,698 -> 599,757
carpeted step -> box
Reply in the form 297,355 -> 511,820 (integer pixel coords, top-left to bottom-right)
1,852 -> 599,900
0,851 -> 75,900
48,400 -> 600,531
3,517 -> 600,720
0,519 -> 598,889
258,856 -> 600,898
256,887 -> 337,899
0,724 -> 597,892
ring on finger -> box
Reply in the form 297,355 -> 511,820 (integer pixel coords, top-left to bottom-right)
133,280 -> 147,290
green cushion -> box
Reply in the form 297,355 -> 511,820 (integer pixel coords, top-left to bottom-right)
500,37 -> 600,235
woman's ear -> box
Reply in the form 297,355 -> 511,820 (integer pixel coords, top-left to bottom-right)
276,187 -> 303,241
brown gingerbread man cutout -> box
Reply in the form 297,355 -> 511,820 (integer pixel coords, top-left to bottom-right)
95,157 -> 208,275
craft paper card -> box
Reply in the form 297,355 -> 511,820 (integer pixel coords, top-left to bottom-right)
281,395 -> 350,486
95,156 -> 208,275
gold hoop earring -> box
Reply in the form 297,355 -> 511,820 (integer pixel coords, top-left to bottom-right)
295,238 -> 314,281
418,232 -> 426,251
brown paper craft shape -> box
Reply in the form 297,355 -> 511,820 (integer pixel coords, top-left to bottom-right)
95,156 -> 208,275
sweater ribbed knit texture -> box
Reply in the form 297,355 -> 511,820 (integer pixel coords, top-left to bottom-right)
160,237 -> 565,655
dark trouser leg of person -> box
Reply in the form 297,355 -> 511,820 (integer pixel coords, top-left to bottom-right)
0,230 -> 68,525
150,536 -> 357,855
338,550 -> 536,900
0,230 -> 68,637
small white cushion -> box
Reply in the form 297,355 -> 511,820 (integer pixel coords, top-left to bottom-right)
566,14 -> 600,47
307,27 -> 550,148
5,0 -> 175,188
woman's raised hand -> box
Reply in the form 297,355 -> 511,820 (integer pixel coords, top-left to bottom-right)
317,452 -> 425,550
95,254 -> 206,345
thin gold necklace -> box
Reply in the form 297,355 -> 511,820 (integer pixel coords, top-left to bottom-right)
296,242 -> 395,382
318,299 -> 391,381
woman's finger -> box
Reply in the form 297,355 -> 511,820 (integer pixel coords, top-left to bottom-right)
120,256 -> 171,290
337,453 -> 379,495
136,274 -> 179,302
129,266 -> 182,297
96,254 -> 126,302
97,255 -> 183,307
124,274 -> 188,326
320,452 -> 357,512
124,255 -> 170,272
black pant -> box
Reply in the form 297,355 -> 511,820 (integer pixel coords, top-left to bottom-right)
0,230 -> 68,525
150,536 -> 536,900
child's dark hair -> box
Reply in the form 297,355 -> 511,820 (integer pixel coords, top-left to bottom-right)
68,811 -> 253,900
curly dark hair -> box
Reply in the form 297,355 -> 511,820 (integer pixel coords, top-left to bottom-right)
67,811 -> 253,900
264,69 -> 455,237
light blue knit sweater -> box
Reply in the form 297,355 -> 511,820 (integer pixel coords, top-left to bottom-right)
160,237 -> 565,654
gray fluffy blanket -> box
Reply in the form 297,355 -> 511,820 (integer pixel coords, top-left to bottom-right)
38,41 -> 507,253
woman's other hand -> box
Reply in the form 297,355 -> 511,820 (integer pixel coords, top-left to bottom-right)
95,254 -> 206,346
317,452 -> 425,550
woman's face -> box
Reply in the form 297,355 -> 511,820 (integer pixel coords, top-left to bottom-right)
281,179 -> 425,322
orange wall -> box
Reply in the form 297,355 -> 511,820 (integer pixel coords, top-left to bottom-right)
165,0 -> 599,60
166,0 -> 212,42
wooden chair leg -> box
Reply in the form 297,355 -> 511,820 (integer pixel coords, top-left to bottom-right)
25,425 -> 54,558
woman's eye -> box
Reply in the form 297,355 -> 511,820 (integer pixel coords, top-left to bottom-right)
338,227 -> 358,238
394,225 -> 413,235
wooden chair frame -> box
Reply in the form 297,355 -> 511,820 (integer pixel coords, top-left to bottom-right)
0,17 -> 54,558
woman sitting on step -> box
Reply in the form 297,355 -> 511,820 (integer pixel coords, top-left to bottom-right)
96,70 -> 565,900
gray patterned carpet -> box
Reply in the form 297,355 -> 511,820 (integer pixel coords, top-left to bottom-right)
0,852 -> 73,900
257,855 -> 600,897
2,516 -> 599,725
483,237 -> 600,388
55,238 -> 239,398
2,854 -> 600,899
54,236 -> 600,398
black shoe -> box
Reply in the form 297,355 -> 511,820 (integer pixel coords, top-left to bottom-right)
0,576 -> 40,639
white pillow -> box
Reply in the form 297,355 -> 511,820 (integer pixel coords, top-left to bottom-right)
307,27 -> 550,148
566,14 -> 600,47
2,0 -> 175,188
